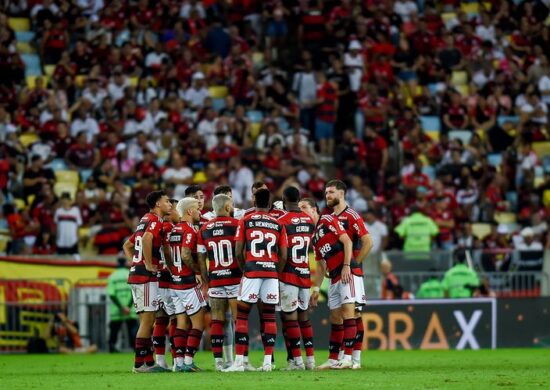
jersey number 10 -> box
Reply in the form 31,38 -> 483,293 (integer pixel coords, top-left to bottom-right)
208,240 -> 233,267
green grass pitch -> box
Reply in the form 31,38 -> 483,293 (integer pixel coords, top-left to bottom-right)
1,349 -> 549,389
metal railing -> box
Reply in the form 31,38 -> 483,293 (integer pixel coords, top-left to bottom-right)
364,271 -> 549,299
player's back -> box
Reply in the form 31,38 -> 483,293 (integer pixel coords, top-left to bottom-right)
198,216 -> 242,287
168,222 -> 198,289
128,212 -> 163,284
236,211 -> 287,279
278,211 -> 315,288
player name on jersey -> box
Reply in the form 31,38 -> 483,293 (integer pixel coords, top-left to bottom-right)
279,211 -> 315,288
198,216 -> 242,287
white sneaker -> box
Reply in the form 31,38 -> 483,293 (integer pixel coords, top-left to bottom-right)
157,361 -> 169,370
280,361 -> 305,371
215,361 -> 225,372
351,361 -> 362,370
332,359 -> 353,370
243,362 -> 257,372
305,361 -> 316,370
222,362 -> 245,372
317,360 -> 338,370
258,363 -> 273,372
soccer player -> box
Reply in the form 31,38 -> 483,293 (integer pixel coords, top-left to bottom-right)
123,190 -> 172,373
203,185 -> 246,219
325,180 -> 372,369
244,181 -> 286,219
225,189 -> 288,372
299,197 -> 362,370
198,193 -> 243,371
152,198 -> 179,370
278,186 -> 316,370
184,185 -> 209,226
167,197 -> 207,372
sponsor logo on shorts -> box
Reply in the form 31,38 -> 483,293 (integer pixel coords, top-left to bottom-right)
266,293 -> 278,300
248,293 -> 259,300
185,304 -> 194,311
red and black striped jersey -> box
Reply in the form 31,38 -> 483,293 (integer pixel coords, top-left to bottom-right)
197,216 -> 242,287
235,211 -> 288,279
333,206 -> 369,276
243,207 -> 286,219
128,212 -> 164,284
158,221 -> 174,288
313,215 -> 360,284
168,222 -> 198,290
278,211 -> 315,288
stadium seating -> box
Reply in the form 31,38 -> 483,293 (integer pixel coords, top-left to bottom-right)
448,130 -> 472,144
8,17 -> 30,32
16,41 -> 34,54
472,223 -> 492,240
21,53 -> 42,76
55,170 -> 80,186
54,182 -> 78,199
212,97 -> 226,112
49,158 -> 69,172
419,116 -> 441,133
246,110 -> 264,123
26,75 -> 50,88
487,153 -> 503,167
208,86 -> 228,99
532,142 -> 550,160
19,133 -> 39,147
15,31 -> 35,43
451,71 -> 468,86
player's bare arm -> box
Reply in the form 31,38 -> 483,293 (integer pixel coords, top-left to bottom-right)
310,260 -> 326,308
278,244 -> 288,273
163,245 -> 174,273
122,239 -> 133,263
339,233 -> 353,284
235,241 -> 245,270
197,252 -> 209,285
141,232 -> 156,272
355,234 -> 373,265
180,246 -> 201,286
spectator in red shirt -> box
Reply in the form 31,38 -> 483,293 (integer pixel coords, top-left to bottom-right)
430,197 -> 456,250
364,127 -> 388,191
403,158 -> 431,195
65,131 -> 100,170
443,91 -> 469,132
207,132 -> 240,166
315,72 -> 338,160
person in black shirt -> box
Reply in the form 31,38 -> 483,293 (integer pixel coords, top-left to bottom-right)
22,155 -> 55,200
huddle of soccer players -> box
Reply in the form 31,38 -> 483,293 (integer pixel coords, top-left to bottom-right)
124,179 -> 372,373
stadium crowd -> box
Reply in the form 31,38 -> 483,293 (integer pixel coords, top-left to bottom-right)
0,0 -> 549,263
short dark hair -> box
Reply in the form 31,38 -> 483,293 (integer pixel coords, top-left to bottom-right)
252,181 -> 266,191
300,197 -> 320,214
255,188 -> 271,209
214,185 -> 232,196
283,186 -> 300,203
146,190 -> 167,209
184,185 -> 202,197
325,179 -> 347,193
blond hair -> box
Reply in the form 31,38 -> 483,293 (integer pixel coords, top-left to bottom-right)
212,194 -> 231,216
176,197 -> 199,219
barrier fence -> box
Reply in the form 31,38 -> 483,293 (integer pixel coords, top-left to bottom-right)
1,269 -> 549,353
364,271 -> 550,299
